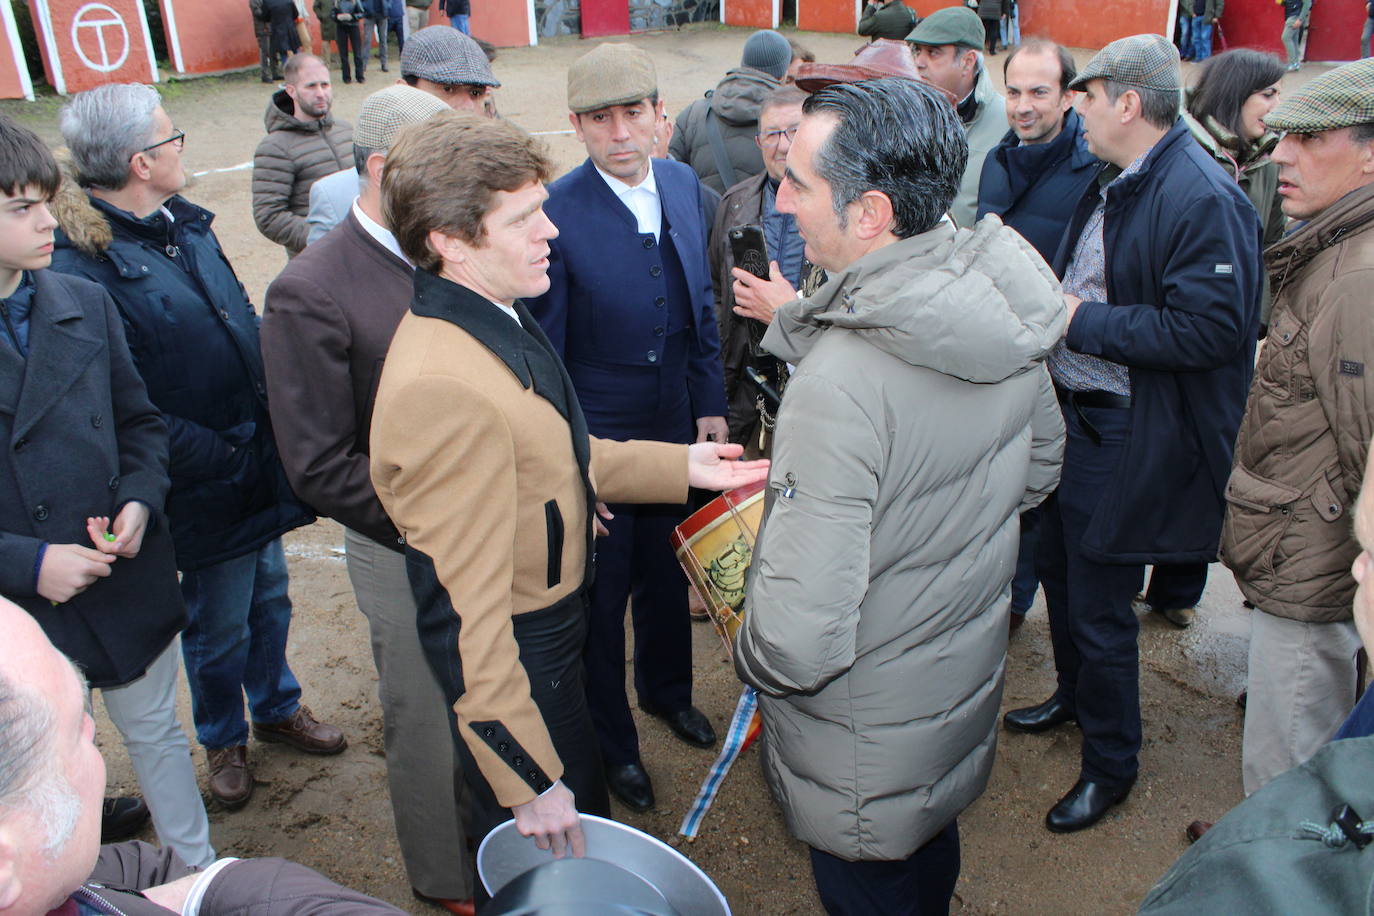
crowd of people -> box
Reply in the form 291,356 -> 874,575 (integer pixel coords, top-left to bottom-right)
1,7 -> 1373,915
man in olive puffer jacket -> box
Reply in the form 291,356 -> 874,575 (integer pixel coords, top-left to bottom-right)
735,78 -> 1065,914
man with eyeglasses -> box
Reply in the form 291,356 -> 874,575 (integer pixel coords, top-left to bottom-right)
50,83 -> 347,814
708,85 -> 807,457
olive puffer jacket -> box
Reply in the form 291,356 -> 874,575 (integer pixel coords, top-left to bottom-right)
669,67 -> 778,195
735,217 -> 1066,860
1220,183 -> 1374,622
251,90 -> 353,256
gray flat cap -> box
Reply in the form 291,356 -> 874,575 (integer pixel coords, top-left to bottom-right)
400,26 -> 500,87
1068,33 -> 1181,92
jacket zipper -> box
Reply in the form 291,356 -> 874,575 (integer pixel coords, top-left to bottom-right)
74,884 -> 129,916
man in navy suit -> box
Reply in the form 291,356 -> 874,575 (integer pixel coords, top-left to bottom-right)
528,42 -> 728,813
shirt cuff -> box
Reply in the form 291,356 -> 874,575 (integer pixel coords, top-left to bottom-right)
183,857 -> 242,916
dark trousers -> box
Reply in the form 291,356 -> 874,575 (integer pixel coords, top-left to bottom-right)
573,347 -> 695,767
809,821 -> 960,916
334,22 -> 364,81
981,16 -> 1000,52
1142,563 -> 1208,610
1011,506 -> 1041,616
1039,402 -> 1144,785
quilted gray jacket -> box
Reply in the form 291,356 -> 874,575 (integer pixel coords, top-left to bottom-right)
735,217 -> 1066,861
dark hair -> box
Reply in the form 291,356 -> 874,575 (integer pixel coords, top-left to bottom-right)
382,111 -> 552,272
1102,79 -> 1180,131
0,115 -> 59,201
787,36 -> 815,63
1353,122 -> 1374,145
1003,39 -> 1076,93
802,78 -> 966,238
1187,48 -> 1285,142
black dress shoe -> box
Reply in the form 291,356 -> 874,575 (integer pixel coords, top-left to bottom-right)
605,762 -> 654,812
101,796 -> 151,842
1003,696 -> 1077,733
639,703 -> 716,748
1045,777 -> 1135,833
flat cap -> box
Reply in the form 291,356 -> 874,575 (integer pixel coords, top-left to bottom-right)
567,43 -> 657,113
1264,57 -> 1374,133
400,25 -> 500,87
793,39 -> 957,106
1069,33 -> 1181,92
905,6 -> 983,49
353,84 -> 451,151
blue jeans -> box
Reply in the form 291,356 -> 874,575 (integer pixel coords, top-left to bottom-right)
1191,17 -> 1214,61
1177,15 -> 1191,57
180,539 -> 302,749
450,13 -> 470,33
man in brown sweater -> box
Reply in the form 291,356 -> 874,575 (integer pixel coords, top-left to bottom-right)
261,85 -> 474,915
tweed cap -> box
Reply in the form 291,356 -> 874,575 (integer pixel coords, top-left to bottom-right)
353,85 -> 451,151
905,6 -> 983,49
1068,33 -> 1181,92
567,43 -> 657,113
1264,58 -> 1374,132
400,26 -> 500,87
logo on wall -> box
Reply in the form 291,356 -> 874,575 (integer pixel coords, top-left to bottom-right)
71,3 -> 129,72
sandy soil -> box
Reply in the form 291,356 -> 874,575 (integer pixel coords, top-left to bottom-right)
0,28 -> 1336,914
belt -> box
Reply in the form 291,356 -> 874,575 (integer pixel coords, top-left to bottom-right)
1056,387 -> 1131,446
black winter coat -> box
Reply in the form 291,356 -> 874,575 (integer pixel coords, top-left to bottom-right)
1052,119 -> 1262,563
50,194 -> 314,571
977,108 -> 1100,262
0,271 -> 185,688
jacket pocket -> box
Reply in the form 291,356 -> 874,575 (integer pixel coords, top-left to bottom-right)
544,499 -> 564,589
1220,464 -> 1303,583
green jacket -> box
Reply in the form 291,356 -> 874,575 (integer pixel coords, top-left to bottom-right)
857,0 -> 917,40
952,65 -> 1006,229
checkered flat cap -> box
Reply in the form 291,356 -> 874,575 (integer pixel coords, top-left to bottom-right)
1069,33 -> 1181,92
400,26 -> 500,88
354,85 -> 451,151
1265,58 -> 1374,133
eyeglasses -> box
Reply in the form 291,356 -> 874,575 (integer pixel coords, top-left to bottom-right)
140,129 -> 186,154
759,127 -> 799,146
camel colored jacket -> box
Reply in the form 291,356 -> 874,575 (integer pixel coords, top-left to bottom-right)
1220,183 -> 1374,621
370,271 -> 687,807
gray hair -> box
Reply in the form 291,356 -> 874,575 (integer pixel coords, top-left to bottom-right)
60,83 -> 163,190
0,664 -> 86,855
1102,79 -> 1181,131
802,78 -> 966,239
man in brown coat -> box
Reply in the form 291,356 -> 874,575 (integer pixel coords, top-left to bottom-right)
1220,58 -> 1374,796
251,53 -> 353,257
260,85 -> 475,914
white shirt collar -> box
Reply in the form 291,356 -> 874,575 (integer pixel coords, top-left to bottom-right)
351,200 -> 411,267
594,162 -> 658,199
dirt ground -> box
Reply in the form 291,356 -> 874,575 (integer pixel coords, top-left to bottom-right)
0,27 -> 1336,915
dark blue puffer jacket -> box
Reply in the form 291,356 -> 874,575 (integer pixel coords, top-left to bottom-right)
51,193 -> 313,571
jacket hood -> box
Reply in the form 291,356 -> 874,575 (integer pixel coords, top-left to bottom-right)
48,148 -> 111,257
264,89 -> 335,133
709,67 -> 778,126
1267,181 -> 1374,297
764,216 -> 1067,383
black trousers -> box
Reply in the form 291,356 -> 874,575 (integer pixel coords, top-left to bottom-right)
1142,562 -> 1208,611
334,22 -> 364,82
1039,402 -> 1145,785
809,821 -> 960,916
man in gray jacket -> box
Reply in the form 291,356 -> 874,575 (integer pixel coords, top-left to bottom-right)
734,78 -> 1065,914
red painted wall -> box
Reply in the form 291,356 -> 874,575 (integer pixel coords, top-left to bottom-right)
28,0 -> 156,93
470,0 -> 532,45
0,5 -> 32,99
580,0 -> 630,36
905,0 -> 1171,49
1219,0 -> 1364,61
725,0 -> 774,29
797,0 -> 854,34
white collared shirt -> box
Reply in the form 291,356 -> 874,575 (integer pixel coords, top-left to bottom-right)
593,163 -> 661,241
351,200 -> 411,267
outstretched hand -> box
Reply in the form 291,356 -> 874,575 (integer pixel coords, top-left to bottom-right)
687,442 -> 770,491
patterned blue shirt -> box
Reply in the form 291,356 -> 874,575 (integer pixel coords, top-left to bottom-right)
1048,149 -> 1152,395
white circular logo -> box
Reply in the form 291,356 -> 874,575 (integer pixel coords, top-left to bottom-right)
71,3 -> 130,73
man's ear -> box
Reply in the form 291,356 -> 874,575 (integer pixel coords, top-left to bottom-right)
427,228 -> 469,266
366,151 -> 386,188
128,151 -> 153,183
853,190 -> 896,241
1118,88 -> 1141,125
0,827 -> 25,912
568,111 -> 584,142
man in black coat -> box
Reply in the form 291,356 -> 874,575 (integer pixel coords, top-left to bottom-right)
1002,35 -> 1260,833
0,115 -> 212,867
49,84 -> 347,813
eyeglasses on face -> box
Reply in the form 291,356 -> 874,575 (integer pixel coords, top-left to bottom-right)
759,127 -> 798,146
140,129 -> 186,154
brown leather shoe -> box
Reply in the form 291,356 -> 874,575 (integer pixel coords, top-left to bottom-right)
1186,820 -> 1213,843
251,704 -> 347,755
412,890 -> 477,916
207,745 -> 253,809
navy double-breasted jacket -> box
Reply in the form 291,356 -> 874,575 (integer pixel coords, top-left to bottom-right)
528,158 -> 727,439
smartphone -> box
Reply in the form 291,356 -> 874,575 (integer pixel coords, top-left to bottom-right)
729,225 -> 770,281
